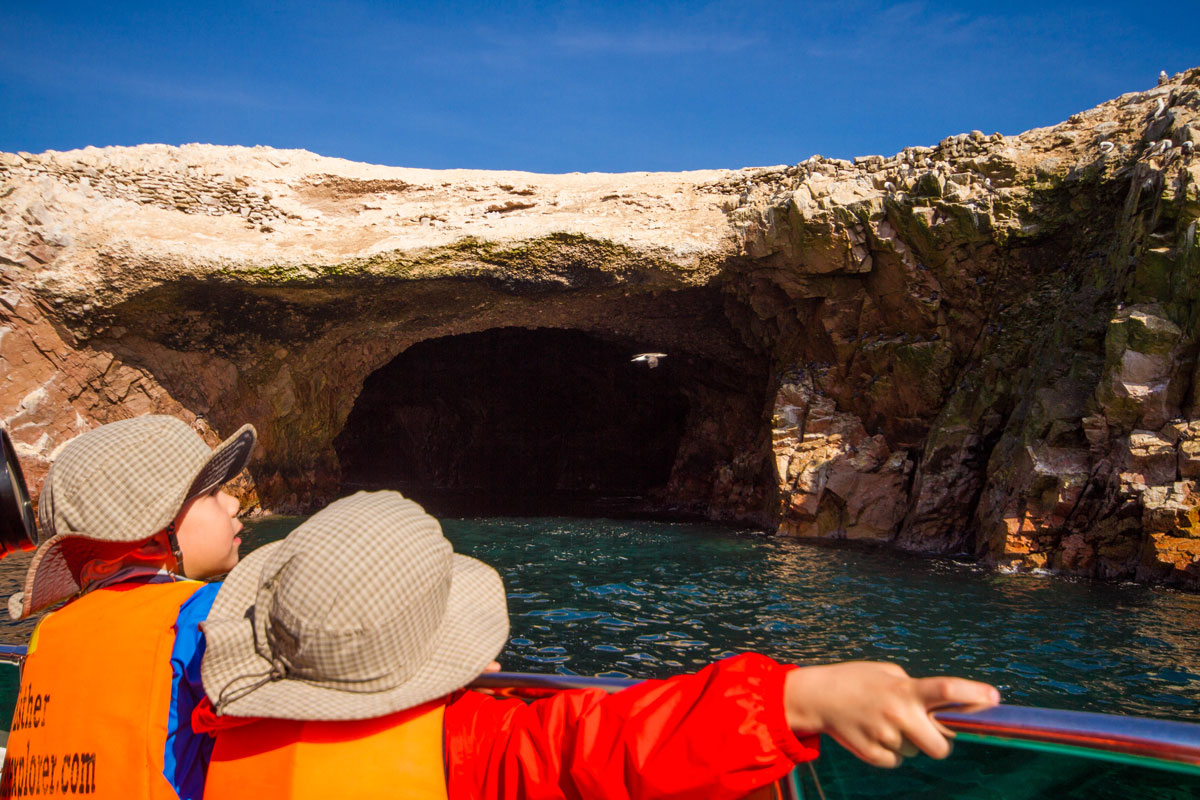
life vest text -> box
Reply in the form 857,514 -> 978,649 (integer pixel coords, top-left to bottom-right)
0,741 -> 96,796
9,686 -> 50,732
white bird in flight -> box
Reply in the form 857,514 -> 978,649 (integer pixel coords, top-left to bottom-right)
631,352 -> 668,369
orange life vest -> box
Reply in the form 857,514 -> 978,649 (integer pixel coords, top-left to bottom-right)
204,701 -> 449,800
0,580 -> 203,799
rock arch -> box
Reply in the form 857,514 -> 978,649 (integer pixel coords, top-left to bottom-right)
5,67 -> 1200,584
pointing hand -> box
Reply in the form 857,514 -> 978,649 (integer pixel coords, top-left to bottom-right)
783,661 -> 1000,768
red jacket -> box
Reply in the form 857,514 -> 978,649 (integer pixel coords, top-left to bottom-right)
196,653 -> 819,799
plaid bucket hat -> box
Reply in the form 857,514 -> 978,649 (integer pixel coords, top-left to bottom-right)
201,490 -> 509,721
9,415 -> 257,620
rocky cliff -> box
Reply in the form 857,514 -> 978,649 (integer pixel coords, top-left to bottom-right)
4,68 -> 1200,585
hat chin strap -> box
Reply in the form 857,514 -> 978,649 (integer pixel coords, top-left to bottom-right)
165,521 -> 185,576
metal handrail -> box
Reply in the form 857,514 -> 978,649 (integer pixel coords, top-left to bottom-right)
935,704 -> 1200,769
1,648 -> 1197,773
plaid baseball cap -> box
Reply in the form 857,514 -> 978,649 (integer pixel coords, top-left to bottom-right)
8,415 -> 257,620
201,490 -> 509,721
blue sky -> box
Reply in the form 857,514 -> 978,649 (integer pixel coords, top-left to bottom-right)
1,1 -> 1196,173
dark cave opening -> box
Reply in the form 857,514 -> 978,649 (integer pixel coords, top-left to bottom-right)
335,327 -> 692,515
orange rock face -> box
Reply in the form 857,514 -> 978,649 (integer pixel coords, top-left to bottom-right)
772,375 -> 910,541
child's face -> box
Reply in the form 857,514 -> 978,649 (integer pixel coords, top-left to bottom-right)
174,489 -> 243,579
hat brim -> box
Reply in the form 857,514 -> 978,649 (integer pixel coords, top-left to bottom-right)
9,423 -> 257,620
184,424 -> 257,502
8,531 -> 88,620
201,542 -> 509,721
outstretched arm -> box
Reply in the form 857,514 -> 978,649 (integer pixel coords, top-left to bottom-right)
444,655 -> 999,798
445,653 -> 817,800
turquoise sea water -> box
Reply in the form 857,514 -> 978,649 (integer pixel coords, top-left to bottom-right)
239,515 -> 1200,718
238,514 -> 1200,798
2,514 -> 1198,797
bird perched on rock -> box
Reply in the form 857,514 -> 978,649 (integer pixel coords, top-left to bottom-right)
631,352 -> 668,368
884,181 -> 896,193
1183,141 -> 1195,156
1159,70 -> 1170,85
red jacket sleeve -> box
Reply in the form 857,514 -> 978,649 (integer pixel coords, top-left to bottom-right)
443,652 -> 819,800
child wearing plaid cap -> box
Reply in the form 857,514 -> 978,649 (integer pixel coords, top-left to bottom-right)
1,415 -> 257,800
194,490 -> 999,800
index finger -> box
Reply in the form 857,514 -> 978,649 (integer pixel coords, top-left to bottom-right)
914,677 -> 1000,712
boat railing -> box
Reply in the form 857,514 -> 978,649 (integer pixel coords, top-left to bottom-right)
1,646 -> 1198,780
